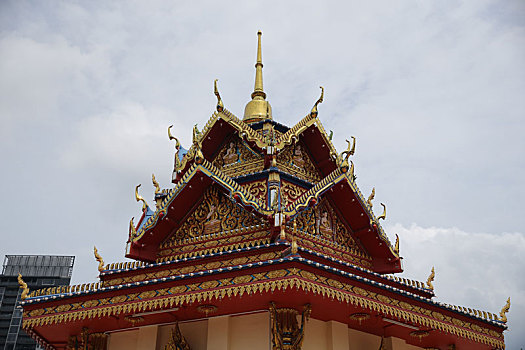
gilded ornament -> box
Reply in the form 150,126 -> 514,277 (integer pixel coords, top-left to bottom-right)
499,297 -> 510,323
152,173 -> 161,194
214,79 -> 224,112
410,330 -> 430,340
168,125 -> 182,173
164,322 -> 191,350
124,315 -> 144,326
291,236 -> 298,254
135,184 -> 149,212
269,302 -> 311,350
377,203 -> 386,221
394,234 -> 399,255
349,312 -> 370,325
197,304 -> 218,317
93,246 -> 105,273
426,266 -> 435,291
367,187 -> 375,208
17,273 -> 29,300
128,217 -> 137,242
310,86 -> 324,117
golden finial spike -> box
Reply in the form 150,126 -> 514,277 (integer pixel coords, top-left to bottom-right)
394,234 -> 399,255
499,297 -> 511,323
135,184 -> 148,212
367,187 -> 375,208
214,79 -> 224,112
252,30 -> 265,99
152,174 -> 161,195
349,160 -> 355,178
310,86 -> 324,117
94,246 -> 105,273
426,267 -> 435,291
377,203 -> 386,220
17,273 -> 29,300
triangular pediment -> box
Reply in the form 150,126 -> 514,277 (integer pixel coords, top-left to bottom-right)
212,135 -> 264,178
163,186 -> 266,245
276,141 -> 321,183
288,197 -> 370,260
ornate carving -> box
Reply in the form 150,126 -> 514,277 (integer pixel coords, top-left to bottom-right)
241,180 -> 267,201
135,184 -> 149,212
499,297 -> 510,323
281,181 -> 307,206
93,246 -> 104,272
426,267 -> 435,291
165,187 -> 265,242
269,302 -> 311,350
164,323 -> 191,350
66,328 -> 107,350
276,142 -> 321,183
213,136 -> 263,177
290,198 -> 360,250
17,274 -> 29,300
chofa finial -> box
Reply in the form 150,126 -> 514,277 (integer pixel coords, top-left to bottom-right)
93,246 -> 105,273
499,297 -> 511,323
367,187 -> 375,208
152,174 -> 161,195
426,267 -> 435,291
377,203 -> 386,220
310,86 -> 324,117
214,79 -> 224,112
394,234 -> 399,255
17,273 -> 29,300
135,184 -> 149,212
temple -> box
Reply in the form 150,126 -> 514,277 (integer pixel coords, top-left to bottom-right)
19,31 -> 509,350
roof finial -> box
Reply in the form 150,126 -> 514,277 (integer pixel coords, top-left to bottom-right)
253,30 -> 265,99
244,31 -> 272,122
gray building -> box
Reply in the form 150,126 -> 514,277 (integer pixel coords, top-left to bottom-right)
0,255 -> 74,350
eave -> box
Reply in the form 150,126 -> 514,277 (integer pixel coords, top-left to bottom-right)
21,252 -> 506,350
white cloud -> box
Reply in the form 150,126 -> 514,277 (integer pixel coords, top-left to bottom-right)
386,223 -> 525,348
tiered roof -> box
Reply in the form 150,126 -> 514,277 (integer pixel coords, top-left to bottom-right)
19,31 -> 509,350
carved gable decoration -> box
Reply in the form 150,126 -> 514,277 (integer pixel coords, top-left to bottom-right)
281,180 -> 308,207
165,187 -> 265,243
213,135 -> 263,177
276,142 -> 321,183
240,180 -> 267,202
289,198 -> 364,254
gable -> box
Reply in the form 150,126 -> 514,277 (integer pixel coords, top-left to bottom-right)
163,187 -> 266,245
288,197 -> 370,260
276,141 -> 321,183
212,135 -> 264,178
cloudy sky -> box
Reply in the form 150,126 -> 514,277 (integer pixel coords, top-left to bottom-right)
1,0 -> 524,347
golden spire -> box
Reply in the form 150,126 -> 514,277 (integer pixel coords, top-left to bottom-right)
253,31 -> 265,99
244,31 -> 272,122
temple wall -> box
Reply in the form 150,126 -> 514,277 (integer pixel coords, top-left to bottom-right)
106,314 -> 423,350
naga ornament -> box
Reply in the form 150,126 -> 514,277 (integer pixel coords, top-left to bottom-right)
93,246 -> 105,272
17,273 -> 29,300
135,184 -> 149,212
499,297 -> 511,323
426,266 -> 435,291
214,79 -> 224,112
310,86 -> 324,117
